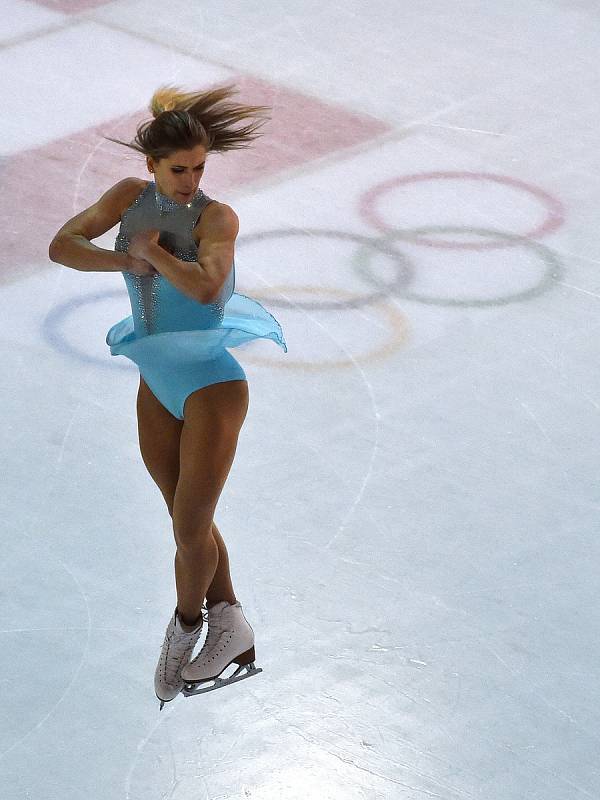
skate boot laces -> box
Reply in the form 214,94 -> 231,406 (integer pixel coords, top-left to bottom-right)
190,601 -> 232,665
160,606 -> 208,684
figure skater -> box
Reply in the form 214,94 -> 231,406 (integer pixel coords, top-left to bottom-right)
48,84 -> 287,709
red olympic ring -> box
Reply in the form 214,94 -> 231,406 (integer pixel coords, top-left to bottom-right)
359,171 -> 565,250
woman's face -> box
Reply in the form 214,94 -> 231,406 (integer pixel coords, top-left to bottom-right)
147,144 -> 207,203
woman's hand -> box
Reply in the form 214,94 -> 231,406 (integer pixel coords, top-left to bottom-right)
125,254 -> 158,276
128,229 -> 160,260
125,230 -> 161,275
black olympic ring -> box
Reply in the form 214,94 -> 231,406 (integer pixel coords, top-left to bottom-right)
235,229 -> 414,310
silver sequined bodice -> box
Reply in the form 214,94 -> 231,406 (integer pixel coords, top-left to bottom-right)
114,181 -> 235,336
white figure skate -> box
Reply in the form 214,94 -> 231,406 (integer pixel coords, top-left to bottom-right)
155,605 -> 207,710
181,601 -> 262,697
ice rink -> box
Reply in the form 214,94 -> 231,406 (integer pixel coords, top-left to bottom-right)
2,1 -> 600,798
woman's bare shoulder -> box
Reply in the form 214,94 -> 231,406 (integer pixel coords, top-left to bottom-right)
92,176 -> 150,220
119,177 -> 150,213
50,178 -> 151,244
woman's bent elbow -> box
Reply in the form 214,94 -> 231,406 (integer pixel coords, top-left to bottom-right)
48,238 -> 63,263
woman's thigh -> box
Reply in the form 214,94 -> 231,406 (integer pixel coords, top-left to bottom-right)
173,379 -> 249,534
136,376 -> 183,513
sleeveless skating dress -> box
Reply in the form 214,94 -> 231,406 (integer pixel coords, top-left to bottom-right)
106,181 -> 287,419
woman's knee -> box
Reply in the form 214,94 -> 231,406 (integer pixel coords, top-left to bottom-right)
172,493 -> 216,550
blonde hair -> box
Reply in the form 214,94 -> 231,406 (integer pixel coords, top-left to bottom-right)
104,83 -> 271,160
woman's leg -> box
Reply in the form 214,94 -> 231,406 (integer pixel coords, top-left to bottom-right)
136,377 -> 241,622
204,522 -> 237,608
136,377 -> 183,513
172,378 -> 249,626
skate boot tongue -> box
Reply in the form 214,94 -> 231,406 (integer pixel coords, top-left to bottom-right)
208,601 -> 233,615
175,608 -> 205,633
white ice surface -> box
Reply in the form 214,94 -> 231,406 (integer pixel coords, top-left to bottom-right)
1,2 -> 600,799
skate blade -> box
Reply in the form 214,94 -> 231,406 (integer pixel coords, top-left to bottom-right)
156,692 -> 176,711
181,663 -> 263,697
156,695 -> 170,711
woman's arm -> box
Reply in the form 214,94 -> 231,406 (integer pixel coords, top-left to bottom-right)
48,178 -> 147,273
129,233 -> 209,302
129,202 -> 238,303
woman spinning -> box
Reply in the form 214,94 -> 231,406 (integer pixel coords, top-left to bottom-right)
49,85 -> 287,710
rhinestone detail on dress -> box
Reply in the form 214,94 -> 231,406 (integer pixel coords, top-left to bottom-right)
132,274 -> 161,334
114,230 -> 129,254
155,186 -> 204,214
171,247 -> 199,261
209,300 -> 225,324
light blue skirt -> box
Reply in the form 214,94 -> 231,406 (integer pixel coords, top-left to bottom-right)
106,292 -> 287,420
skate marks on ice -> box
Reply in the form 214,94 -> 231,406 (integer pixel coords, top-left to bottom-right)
124,586 -> 592,800
0,531 -> 92,761
126,656 -> 594,800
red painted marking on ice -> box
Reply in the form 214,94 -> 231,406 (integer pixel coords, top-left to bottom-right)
3,74 -> 391,284
197,74 -> 392,192
30,0 -> 113,11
